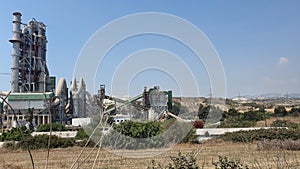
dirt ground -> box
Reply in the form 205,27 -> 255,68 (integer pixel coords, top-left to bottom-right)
0,140 -> 299,169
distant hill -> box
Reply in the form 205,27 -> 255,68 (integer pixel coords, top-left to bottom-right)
252,93 -> 300,99
258,93 -> 300,98
289,93 -> 300,98
231,93 -> 300,99
258,93 -> 285,98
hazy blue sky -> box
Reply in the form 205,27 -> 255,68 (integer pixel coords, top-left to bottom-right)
0,0 -> 299,98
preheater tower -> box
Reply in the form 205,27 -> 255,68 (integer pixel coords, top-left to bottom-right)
3,12 -> 54,128
9,12 -> 50,93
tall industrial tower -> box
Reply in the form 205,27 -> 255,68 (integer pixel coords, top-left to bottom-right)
2,12 -> 86,128
10,12 -> 50,93
3,12 -> 54,128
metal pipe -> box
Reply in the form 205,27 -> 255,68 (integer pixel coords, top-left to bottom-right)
9,12 -> 22,93
36,21 -> 45,92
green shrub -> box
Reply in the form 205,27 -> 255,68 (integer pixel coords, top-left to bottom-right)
220,128 -> 300,142
212,156 -> 249,169
2,128 -> 94,149
101,120 -> 165,149
220,108 -> 270,128
1,127 -> 30,141
219,120 -> 256,128
242,111 -> 264,121
101,120 -> 194,149
168,152 -> 199,169
15,135 -> 75,149
0,134 -> 4,141
75,129 -> 89,140
147,151 -> 199,169
36,123 -> 66,132
113,121 -> 162,138
270,119 -> 299,129
274,106 -> 288,117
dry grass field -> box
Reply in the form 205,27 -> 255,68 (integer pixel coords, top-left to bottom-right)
0,140 -> 299,169
256,116 -> 300,127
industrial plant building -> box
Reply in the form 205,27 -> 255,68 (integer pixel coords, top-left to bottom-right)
0,12 -> 87,129
0,12 -> 174,130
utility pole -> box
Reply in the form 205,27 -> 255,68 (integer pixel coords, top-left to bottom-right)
285,92 -> 289,105
0,101 -> 3,133
263,104 -> 267,127
208,88 -> 213,106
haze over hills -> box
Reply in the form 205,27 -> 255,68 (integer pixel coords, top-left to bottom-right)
234,93 -> 300,99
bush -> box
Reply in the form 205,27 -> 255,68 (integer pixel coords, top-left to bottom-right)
1,127 -> 30,141
212,156 -> 249,169
147,151 -> 199,169
101,120 -> 194,149
1,129 -> 95,149
75,129 -> 89,140
101,129 -> 165,149
15,135 -> 75,149
36,123 -> 66,132
168,152 -> 199,169
220,128 -> 300,142
219,109 -> 268,128
113,121 -> 162,138
2,141 -> 16,149
219,120 -> 256,128
74,129 -> 96,147
270,119 -> 299,129
101,120 -> 165,149
5,128 -> 22,141
242,111 -> 264,121
274,106 -> 288,116
0,133 -> 4,141
289,108 -> 300,117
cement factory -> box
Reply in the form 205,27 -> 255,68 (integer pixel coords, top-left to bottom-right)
0,12 -> 174,129
0,12 -> 88,128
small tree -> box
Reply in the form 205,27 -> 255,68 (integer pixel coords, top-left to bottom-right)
172,101 -> 189,116
198,104 -> 210,120
171,101 -> 181,116
274,106 -> 288,116
228,108 -> 239,116
243,111 -> 264,121
289,108 -> 300,117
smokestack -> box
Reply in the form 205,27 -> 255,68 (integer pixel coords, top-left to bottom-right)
9,12 -> 22,93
